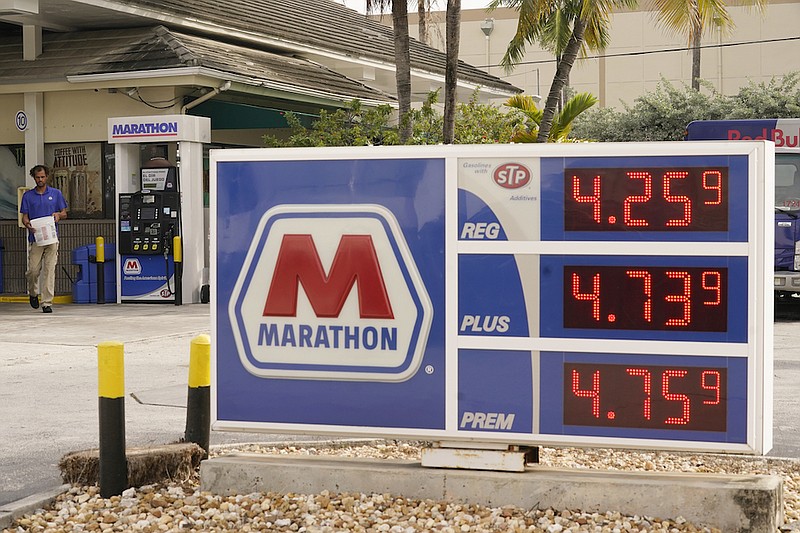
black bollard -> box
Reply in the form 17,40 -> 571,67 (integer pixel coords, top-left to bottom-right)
98,341 -> 127,497
184,334 -> 210,459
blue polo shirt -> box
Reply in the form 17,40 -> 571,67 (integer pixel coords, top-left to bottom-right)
20,186 -> 68,243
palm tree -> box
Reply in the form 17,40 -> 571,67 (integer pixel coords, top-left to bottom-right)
367,0 -> 413,142
505,92 -> 597,142
489,0 -> 636,142
646,0 -> 766,91
443,0 -> 461,144
418,0 -> 429,45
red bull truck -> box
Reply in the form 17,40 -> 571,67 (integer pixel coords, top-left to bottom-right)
687,118 -> 800,301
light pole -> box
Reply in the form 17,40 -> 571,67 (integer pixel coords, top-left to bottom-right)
480,18 -> 494,75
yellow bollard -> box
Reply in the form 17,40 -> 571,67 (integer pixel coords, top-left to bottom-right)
173,235 -> 183,306
184,334 -> 210,458
98,341 -> 127,497
95,236 -> 106,304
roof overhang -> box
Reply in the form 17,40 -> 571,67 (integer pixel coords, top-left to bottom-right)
64,66 -> 397,108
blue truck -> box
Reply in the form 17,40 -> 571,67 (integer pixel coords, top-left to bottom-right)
687,119 -> 800,301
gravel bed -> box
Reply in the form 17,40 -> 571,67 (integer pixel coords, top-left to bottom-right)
4,441 -> 799,532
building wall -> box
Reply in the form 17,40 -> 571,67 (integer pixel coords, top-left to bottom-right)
0,87 -> 183,145
409,0 -> 800,108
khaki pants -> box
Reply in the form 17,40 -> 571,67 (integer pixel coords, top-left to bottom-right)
26,242 -> 59,307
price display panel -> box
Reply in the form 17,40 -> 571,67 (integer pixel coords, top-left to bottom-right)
539,353 -> 747,444
540,155 -> 750,241
456,143 -> 772,454
538,255 -> 748,342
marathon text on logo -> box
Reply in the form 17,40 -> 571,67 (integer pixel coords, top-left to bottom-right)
112,122 -> 179,138
229,205 -> 433,381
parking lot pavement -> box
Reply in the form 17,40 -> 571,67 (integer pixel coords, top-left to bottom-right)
0,302 -> 305,507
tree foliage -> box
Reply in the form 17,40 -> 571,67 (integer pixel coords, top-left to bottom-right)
263,90 -> 526,147
506,92 -> 597,142
488,0 -> 636,142
571,72 -> 800,142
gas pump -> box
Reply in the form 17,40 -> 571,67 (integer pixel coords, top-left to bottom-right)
109,114 -> 210,304
119,159 -> 181,303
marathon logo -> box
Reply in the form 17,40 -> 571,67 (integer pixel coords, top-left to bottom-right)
111,121 -> 178,138
123,258 -> 142,275
229,205 -> 432,381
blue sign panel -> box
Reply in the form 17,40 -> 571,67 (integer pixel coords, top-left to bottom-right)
216,158 -> 445,429
120,254 -> 175,302
213,143 -> 772,454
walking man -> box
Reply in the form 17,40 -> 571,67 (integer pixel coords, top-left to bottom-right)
20,165 -> 68,313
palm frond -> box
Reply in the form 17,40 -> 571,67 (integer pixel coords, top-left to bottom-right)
550,92 -> 597,139
512,130 -> 540,143
505,94 -> 543,116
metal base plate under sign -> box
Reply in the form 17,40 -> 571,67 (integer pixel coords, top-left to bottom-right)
421,443 -> 533,472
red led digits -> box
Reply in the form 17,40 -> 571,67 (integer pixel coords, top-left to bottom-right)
623,172 -> 652,227
664,271 -> 691,327
564,363 -> 726,431
662,370 -> 690,425
572,272 -> 601,321
626,270 -> 652,322
572,175 -> 601,224
626,368 -> 652,419
701,370 -> 721,405
564,266 -> 727,332
571,369 -> 601,418
564,167 -> 728,231
702,170 -> 723,205
663,171 -> 692,227
702,271 -> 721,305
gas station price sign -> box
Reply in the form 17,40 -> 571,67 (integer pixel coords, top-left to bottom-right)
212,141 -> 773,455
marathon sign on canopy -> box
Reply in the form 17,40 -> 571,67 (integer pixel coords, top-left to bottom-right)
107,115 -> 211,144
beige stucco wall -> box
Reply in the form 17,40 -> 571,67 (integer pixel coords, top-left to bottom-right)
0,87 -> 183,145
411,0 -> 800,108
0,95 -> 25,144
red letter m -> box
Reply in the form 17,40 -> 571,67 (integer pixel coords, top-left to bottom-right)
263,234 -> 394,319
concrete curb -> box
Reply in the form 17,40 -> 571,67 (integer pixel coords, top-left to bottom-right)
0,484 -> 69,529
201,454 -> 784,533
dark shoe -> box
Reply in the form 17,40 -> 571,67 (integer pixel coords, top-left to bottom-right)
42,306 -> 52,314
29,295 -> 39,309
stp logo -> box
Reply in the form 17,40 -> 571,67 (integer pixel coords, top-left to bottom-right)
229,204 -> 433,381
493,162 -> 531,189
123,258 -> 142,275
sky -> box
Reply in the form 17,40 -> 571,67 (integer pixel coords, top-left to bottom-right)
337,0 -> 491,13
